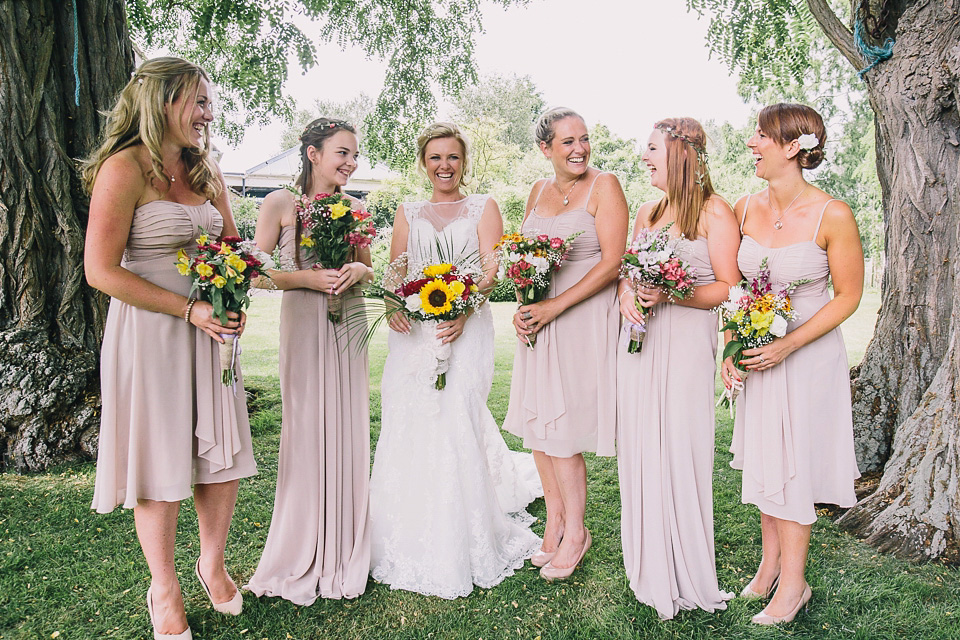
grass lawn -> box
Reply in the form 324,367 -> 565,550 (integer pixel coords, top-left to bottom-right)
4,289 -> 960,640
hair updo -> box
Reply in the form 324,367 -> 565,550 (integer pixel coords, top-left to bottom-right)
296,117 -> 357,195
416,122 -> 471,189
757,103 -> 827,170
534,107 -> 584,147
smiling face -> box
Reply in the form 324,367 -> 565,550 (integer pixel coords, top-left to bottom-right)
308,129 -> 359,191
541,116 -> 590,178
642,129 -> 669,192
746,124 -> 794,180
423,136 -> 465,198
165,76 -> 214,149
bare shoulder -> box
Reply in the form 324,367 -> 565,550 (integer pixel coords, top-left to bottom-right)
481,194 -> 502,215
98,146 -> 148,185
732,193 -> 755,219
594,170 -> 624,193
259,188 -> 295,220
635,199 -> 658,221
820,198 -> 857,230
703,193 -> 735,219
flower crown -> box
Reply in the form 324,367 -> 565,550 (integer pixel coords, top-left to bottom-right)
655,123 -> 709,189
300,119 -> 349,141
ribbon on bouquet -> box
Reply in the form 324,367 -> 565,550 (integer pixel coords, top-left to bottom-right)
716,369 -> 747,418
219,333 -> 243,395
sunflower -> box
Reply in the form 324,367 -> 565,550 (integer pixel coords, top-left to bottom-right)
420,279 -> 456,315
423,263 -> 453,277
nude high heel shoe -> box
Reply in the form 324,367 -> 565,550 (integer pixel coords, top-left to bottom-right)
540,530 -> 591,582
195,558 -> 243,616
530,548 -> 558,568
146,587 -> 192,640
740,573 -> 780,600
751,583 -> 812,625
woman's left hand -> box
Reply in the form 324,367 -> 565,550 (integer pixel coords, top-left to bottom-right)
739,338 -> 796,371
517,299 -> 561,334
332,261 -> 371,294
436,314 -> 468,344
634,284 -> 667,308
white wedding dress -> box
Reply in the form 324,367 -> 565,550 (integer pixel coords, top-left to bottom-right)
369,194 -> 543,599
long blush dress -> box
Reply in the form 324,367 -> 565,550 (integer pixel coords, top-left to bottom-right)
503,175 -> 619,457
91,200 -> 257,514
369,195 -> 542,599
245,224 -> 371,603
617,235 -> 733,620
731,197 -> 860,525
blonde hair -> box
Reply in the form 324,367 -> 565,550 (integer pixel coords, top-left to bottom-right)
758,103 -> 827,169
81,56 -> 221,201
534,107 -> 583,146
416,122 -> 471,189
648,117 -> 716,240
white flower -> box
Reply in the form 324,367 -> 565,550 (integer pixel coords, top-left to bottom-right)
770,314 -> 788,337
728,285 -> 747,303
404,294 -> 421,313
529,255 -> 549,274
720,300 -> 740,316
797,133 -> 819,150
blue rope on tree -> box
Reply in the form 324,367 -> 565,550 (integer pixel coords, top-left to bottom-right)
854,6 -> 895,78
72,0 -> 80,106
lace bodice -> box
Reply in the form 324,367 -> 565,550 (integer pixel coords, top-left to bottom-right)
403,195 -> 489,272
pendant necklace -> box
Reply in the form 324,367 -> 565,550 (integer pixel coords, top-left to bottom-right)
772,185 -> 807,230
557,174 -> 582,206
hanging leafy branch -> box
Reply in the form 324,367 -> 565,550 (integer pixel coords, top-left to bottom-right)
126,0 -> 527,167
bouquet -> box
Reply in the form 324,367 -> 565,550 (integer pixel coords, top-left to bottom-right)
619,223 -> 697,353
362,256 -> 486,390
292,189 -> 376,322
494,231 -> 581,349
716,257 -> 810,412
177,229 -> 270,386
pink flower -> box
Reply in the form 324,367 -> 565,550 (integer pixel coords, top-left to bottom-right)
537,234 -> 549,243
550,237 -> 564,249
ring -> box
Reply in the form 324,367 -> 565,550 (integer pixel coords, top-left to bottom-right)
759,357 -> 765,363
521,311 -> 532,320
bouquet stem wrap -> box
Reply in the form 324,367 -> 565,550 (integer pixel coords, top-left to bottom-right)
716,366 -> 749,417
327,291 -> 343,323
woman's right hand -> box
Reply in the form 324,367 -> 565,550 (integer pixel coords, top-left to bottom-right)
298,266 -> 342,293
619,288 -> 644,325
720,356 -> 743,390
386,296 -> 411,333
512,308 -> 535,344
189,300 -> 242,343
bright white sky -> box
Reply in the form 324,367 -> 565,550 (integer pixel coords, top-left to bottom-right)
215,0 -> 754,172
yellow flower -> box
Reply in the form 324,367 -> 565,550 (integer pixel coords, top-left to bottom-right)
420,279 -> 456,315
235,274 -> 245,284
177,263 -> 190,276
212,275 -> 227,288
226,254 -> 247,272
449,280 -> 466,296
196,262 -> 214,277
469,284 -> 479,292
301,236 -> 315,248
218,243 -> 233,255
423,263 -> 453,277
330,201 -> 351,219
749,309 -> 775,335
177,249 -> 190,264
226,266 -> 237,278
197,234 -> 209,245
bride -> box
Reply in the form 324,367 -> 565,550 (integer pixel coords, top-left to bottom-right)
369,122 -> 543,598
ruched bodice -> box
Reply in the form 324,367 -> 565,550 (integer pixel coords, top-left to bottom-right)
123,200 -> 223,267
679,236 -> 716,287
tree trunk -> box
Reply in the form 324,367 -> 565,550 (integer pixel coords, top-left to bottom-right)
828,0 -> 960,560
0,0 -> 132,471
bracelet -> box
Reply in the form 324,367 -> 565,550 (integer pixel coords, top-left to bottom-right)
184,297 -> 198,323
618,289 -> 634,302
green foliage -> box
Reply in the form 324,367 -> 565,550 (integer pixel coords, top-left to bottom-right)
278,94 -> 377,153
365,181 -> 414,230
487,277 -> 516,302
703,120 -> 766,204
126,0 -> 525,156
230,194 -> 260,240
451,74 -> 546,149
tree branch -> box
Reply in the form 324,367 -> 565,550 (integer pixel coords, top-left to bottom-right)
805,0 -> 864,69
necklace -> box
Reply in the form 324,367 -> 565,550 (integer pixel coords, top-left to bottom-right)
771,185 -> 807,230
556,174 -> 582,206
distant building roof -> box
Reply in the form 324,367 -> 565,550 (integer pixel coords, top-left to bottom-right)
223,147 -> 396,198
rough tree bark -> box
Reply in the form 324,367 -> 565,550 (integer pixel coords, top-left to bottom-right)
0,0 -> 132,471
808,0 -> 960,560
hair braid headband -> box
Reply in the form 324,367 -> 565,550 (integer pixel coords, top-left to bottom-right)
655,123 -> 709,189
300,119 -> 349,141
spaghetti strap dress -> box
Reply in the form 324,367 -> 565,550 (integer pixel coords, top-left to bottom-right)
502,174 -> 619,457
91,200 -> 257,514
245,223 -> 371,603
617,235 -> 733,619
730,196 -> 860,525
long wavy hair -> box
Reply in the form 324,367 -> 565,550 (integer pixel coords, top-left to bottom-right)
648,117 -> 716,240
81,57 -> 220,201
293,117 -> 357,268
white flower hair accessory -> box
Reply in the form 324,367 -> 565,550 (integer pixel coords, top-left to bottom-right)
797,133 -> 819,150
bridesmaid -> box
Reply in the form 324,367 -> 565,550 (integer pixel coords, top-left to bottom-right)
722,103 -> 863,624
84,57 -> 256,639
244,118 -> 373,603
503,107 -> 629,581
616,118 -> 740,619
